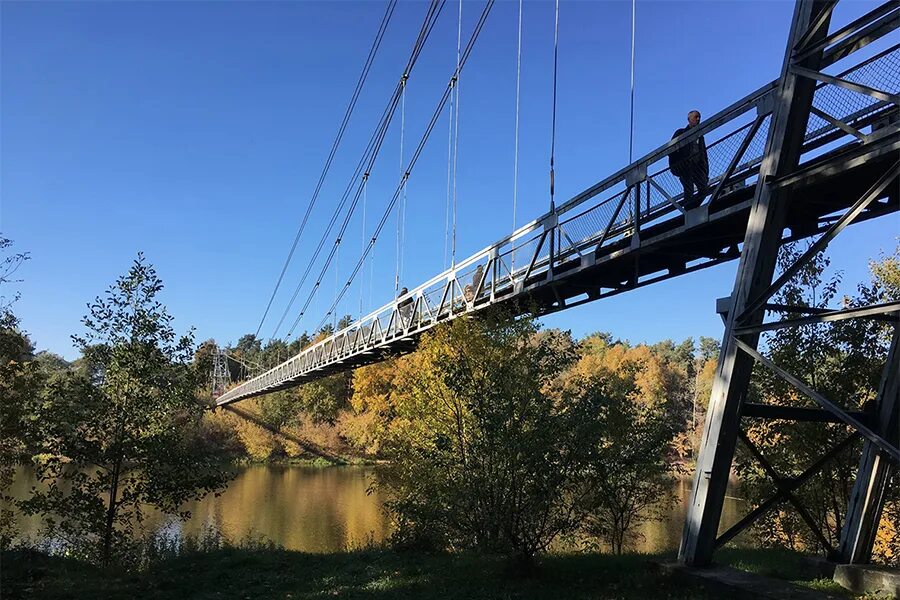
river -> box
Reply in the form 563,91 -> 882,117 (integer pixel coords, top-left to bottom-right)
5,464 -> 750,554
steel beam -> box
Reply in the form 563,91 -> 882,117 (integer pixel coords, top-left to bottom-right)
734,302 -> 900,334
839,326 -> 900,563
735,337 -> 900,461
714,433 -> 860,548
679,0 -> 833,567
738,430 -> 838,557
741,403 -> 871,424
741,162 -> 900,320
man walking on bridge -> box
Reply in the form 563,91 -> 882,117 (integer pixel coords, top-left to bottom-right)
397,287 -> 414,326
669,110 -> 709,210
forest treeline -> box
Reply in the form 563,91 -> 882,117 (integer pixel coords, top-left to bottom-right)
1,237 -> 898,567
201,324 -> 718,469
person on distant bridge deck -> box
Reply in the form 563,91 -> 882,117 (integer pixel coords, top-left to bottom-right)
397,287 -> 413,326
669,110 -> 709,210
463,264 -> 484,303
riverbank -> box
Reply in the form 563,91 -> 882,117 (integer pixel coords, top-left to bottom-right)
233,455 -> 384,468
1,547 -> 860,599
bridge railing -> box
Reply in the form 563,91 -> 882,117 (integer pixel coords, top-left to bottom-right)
216,40 -> 898,405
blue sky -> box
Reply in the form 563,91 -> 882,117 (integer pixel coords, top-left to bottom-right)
2,0 -> 895,359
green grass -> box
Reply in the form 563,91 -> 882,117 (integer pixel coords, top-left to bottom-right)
6,546 -> 888,599
2,548 -> 710,600
717,546 -> 829,580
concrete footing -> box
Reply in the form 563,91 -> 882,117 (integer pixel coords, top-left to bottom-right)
656,560 -> 843,599
833,563 -> 900,598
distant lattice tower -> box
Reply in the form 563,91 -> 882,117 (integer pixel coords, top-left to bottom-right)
210,347 -> 231,400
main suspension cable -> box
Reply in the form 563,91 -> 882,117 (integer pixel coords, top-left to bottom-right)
315,0 -> 495,332
252,0 -> 397,340
272,92 -> 396,339
273,0 -> 446,340
285,88 -> 401,338
286,3 -> 446,338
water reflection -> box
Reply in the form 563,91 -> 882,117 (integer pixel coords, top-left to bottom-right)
7,465 -> 748,554
170,465 -> 390,552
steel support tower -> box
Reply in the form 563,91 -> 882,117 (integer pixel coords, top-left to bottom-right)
679,0 -> 899,567
210,347 -> 231,400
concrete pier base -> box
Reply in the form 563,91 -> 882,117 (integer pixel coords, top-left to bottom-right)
833,563 -> 900,598
656,560 -> 843,599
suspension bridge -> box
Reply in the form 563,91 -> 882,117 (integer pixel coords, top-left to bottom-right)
212,0 -> 899,570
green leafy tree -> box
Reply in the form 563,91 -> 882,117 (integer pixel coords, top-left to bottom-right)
698,336 -> 720,362
561,336 -> 679,553
260,338 -> 289,369
193,338 -> 218,386
21,254 -> 231,565
288,332 -> 311,355
380,309 -> 598,566
580,392 -> 677,554
0,236 -> 38,546
297,373 -> 351,424
0,236 -> 29,322
34,351 -> 71,375
235,333 -> 262,357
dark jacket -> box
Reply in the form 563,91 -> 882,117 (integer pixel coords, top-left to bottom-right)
669,126 -> 709,179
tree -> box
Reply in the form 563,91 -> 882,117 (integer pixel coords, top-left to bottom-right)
260,338 -> 289,369
343,358 -> 404,455
561,337 -> 679,553
582,393 -> 677,554
0,236 -> 37,547
193,338 -> 218,384
34,351 -> 71,375
698,336 -> 720,362
379,309 -> 598,566
235,333 -> 262,357
649,338 -> 698,458
0,236 -> 29,322
296,373 -> 351,424
0,324 -> 42,548
288,332 -> 311,355
20,254 -> 231,565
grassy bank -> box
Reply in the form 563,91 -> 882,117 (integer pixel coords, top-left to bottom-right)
2,548 -> 709,599
3,546 -> 873,600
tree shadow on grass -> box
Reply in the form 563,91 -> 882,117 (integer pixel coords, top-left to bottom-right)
2,548 -> 712,600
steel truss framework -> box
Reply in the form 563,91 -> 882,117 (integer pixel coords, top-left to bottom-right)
210,347 -> 231,400
679,0 -> 899,567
